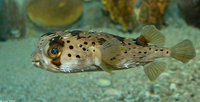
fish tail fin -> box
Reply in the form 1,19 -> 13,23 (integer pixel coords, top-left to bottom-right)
144,62 -> 166,81
170,40 -> 196,63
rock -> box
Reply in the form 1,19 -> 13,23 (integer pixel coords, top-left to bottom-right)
154,84 -> 160,88
96,78 -> 111,87
101,0 -> 138,32
173,94 -> 180,101
139,0 -> 168,29
103,88 -> 122,98
152,95 -> 160,101
27,0 -> 82,28
170,83 -> 176,91
160,72 -> 170,79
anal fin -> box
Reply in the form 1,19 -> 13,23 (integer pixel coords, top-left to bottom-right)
144,61 -> 166,81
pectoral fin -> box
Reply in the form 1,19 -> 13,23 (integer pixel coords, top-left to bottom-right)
144,62 -> 166,81
99,62 -> 113,73
136,25 -> 165,46
100,38 -> 121,63
93,38 -> 121,73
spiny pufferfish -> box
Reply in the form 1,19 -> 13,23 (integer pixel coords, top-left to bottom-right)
31,25 -> 196,81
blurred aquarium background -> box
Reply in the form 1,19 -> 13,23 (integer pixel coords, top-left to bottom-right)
0,0 -> 200,102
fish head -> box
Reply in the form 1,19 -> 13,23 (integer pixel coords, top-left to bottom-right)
31,33 -> 63,72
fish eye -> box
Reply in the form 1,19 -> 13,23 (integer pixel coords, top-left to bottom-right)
48,45 -> 62,58
51,48 -> 59,55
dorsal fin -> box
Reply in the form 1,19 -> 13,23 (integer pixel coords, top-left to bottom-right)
136,25 -> 165,46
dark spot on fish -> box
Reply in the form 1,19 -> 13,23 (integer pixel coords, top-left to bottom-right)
76,55 -> 80,58
124,51 -> 127,54
144,52 -> 147,54
84,42 -> 88,45
70,30 -> 82,36
49,36 -> 64,47
93,50 -> 95,52
149,48 -> 151,50
139,57 -> 143,59
155,49 -> 158,51
166,51 -> 169,54
138,51 -> 142,53
92,42 -> 96,45
132,39 -> 136,41
128,43 -> 131,45
68,53 -> 71,57
97,38 -> 107,45
83,48 -> 86,51
88,35 -> 91,38
110,57 -> 116,61
70,30 -> 86,39
67,40 -> 70,43
69,45 -> 74,49
77,36 -> 86,40
51,58 -> 61,67
79,44 -> 82,47
133,55 -> 136,56
160,49 -> 163,51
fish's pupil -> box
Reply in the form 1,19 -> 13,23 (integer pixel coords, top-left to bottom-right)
51,48 -> 59,54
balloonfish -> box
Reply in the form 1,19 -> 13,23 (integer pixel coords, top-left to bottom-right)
31,25 -> 196,81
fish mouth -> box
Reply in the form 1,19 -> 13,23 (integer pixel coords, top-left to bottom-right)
32,61 -> 42,68
32,60 -> 60,72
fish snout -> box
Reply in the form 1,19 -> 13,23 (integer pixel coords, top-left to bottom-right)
31,52 -> 42,68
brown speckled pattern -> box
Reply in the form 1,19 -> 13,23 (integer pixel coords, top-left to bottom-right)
46,30 -> 170,72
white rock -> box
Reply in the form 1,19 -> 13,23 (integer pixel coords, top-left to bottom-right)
103,88 -> 122,97
170,83 -> 176,91
96,78 -> 111,87
160,72 -> 170,79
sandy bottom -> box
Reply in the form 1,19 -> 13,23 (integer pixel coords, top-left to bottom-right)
0,24 -> 200,102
